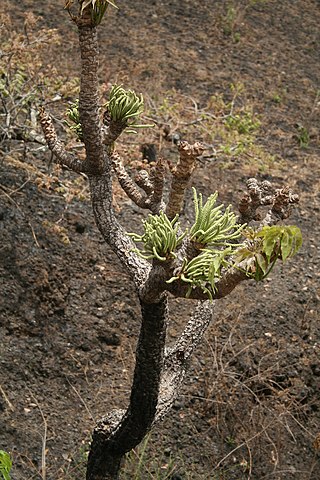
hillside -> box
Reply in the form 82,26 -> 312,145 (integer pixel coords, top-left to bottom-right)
0,1 -> 319,479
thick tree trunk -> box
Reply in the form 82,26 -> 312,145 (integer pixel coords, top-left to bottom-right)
86,297 -> 168,480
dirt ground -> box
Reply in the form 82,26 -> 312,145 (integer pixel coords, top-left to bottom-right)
0,1 -> 319,479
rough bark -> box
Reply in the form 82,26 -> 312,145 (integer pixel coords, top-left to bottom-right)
86,298 -> 216,479
111,153 -> 166,213
166,141 -> 204,219
77,12 -> 105,175
89,173 -> 150,289
156,300 -> 213,420
86,297 -> 168,480
39,107 -> 86,173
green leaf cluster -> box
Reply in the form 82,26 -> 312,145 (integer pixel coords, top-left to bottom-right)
0,70 -> 27,98
235,225 -> 302,281
106,85 -> 153,133
225,112 -> 260,135
0,451 -> 12,480
127,190 -> 301,299
258,225 -> 302,262
190,187 -> 244,247
128,188 -> 247,298
167,248 -> 231,300
80,0 -> 118,25
66,99 -> 83,140
128,212 -> 186,261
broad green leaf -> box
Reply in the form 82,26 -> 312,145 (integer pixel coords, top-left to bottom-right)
258,226 -> 283,241
255,253 -> 268,274
258,226 -> 283,261
257,225 -> 302,263
280,229 -> 292,261
262,235 -> 279,261
288,225 -> 303,255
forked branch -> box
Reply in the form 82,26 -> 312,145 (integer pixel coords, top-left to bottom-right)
239,178 -> 299,225
111,153 -> 166,213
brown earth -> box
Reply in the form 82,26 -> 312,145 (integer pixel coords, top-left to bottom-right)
0,1 -> 319,479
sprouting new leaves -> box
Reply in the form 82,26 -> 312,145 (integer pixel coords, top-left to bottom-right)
235,225 -> 302,281
106,85 -> 154,133
79,0 -> 118,25
167,248 -> 231,300
128,212 -> 187,261
126,189 -> 302,299
257,225 -> 302,262
66,85 -> 154,141
190,187 -> 245,247
0,451 -> 12,480
66,99 -> 83,140
129,188 -> 247,299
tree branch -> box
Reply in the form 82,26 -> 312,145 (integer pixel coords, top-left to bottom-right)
102,119 -> 127,147
262,186 -> 299,226
89,173 -> 150,288
134,169 -> 154,195
166,141 -> 204,219
39,9 -> 106,176
148,157 -> 166,212
139,257 -> 249,304
111,152 -> 148,208
111,153 -> 166,213
77,10 -> 105,175
39,107 -> 86,173
156,300 -> 213,420
239,178 -> 299,226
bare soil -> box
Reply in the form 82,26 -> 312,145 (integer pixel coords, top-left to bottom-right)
1,1 -> 319,479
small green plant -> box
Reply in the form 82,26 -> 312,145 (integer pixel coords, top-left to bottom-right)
0,451 -> 12,480
128,211 -> 186,261
66,99 -> 83,140
106,84 -> 154,133
222,4 -> 238,36
77,0 -> 118,25
225,111 -> 260,135
221,3 -> 246,42
128,189 -> 245,299
271,92 -> 282,104
167,247 -> 232,300
225,435 -> 236,447
235,225 -> 302,280
190,187 -> 245,247
233,32 -> 241,43
129,189 -> 246,299
66,84 -> 154,140
295,124 -> 310,148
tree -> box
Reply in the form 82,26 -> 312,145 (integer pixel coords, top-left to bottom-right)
39,1 -> 302,479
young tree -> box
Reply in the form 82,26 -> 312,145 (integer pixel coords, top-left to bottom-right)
39,1 -> 302,479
